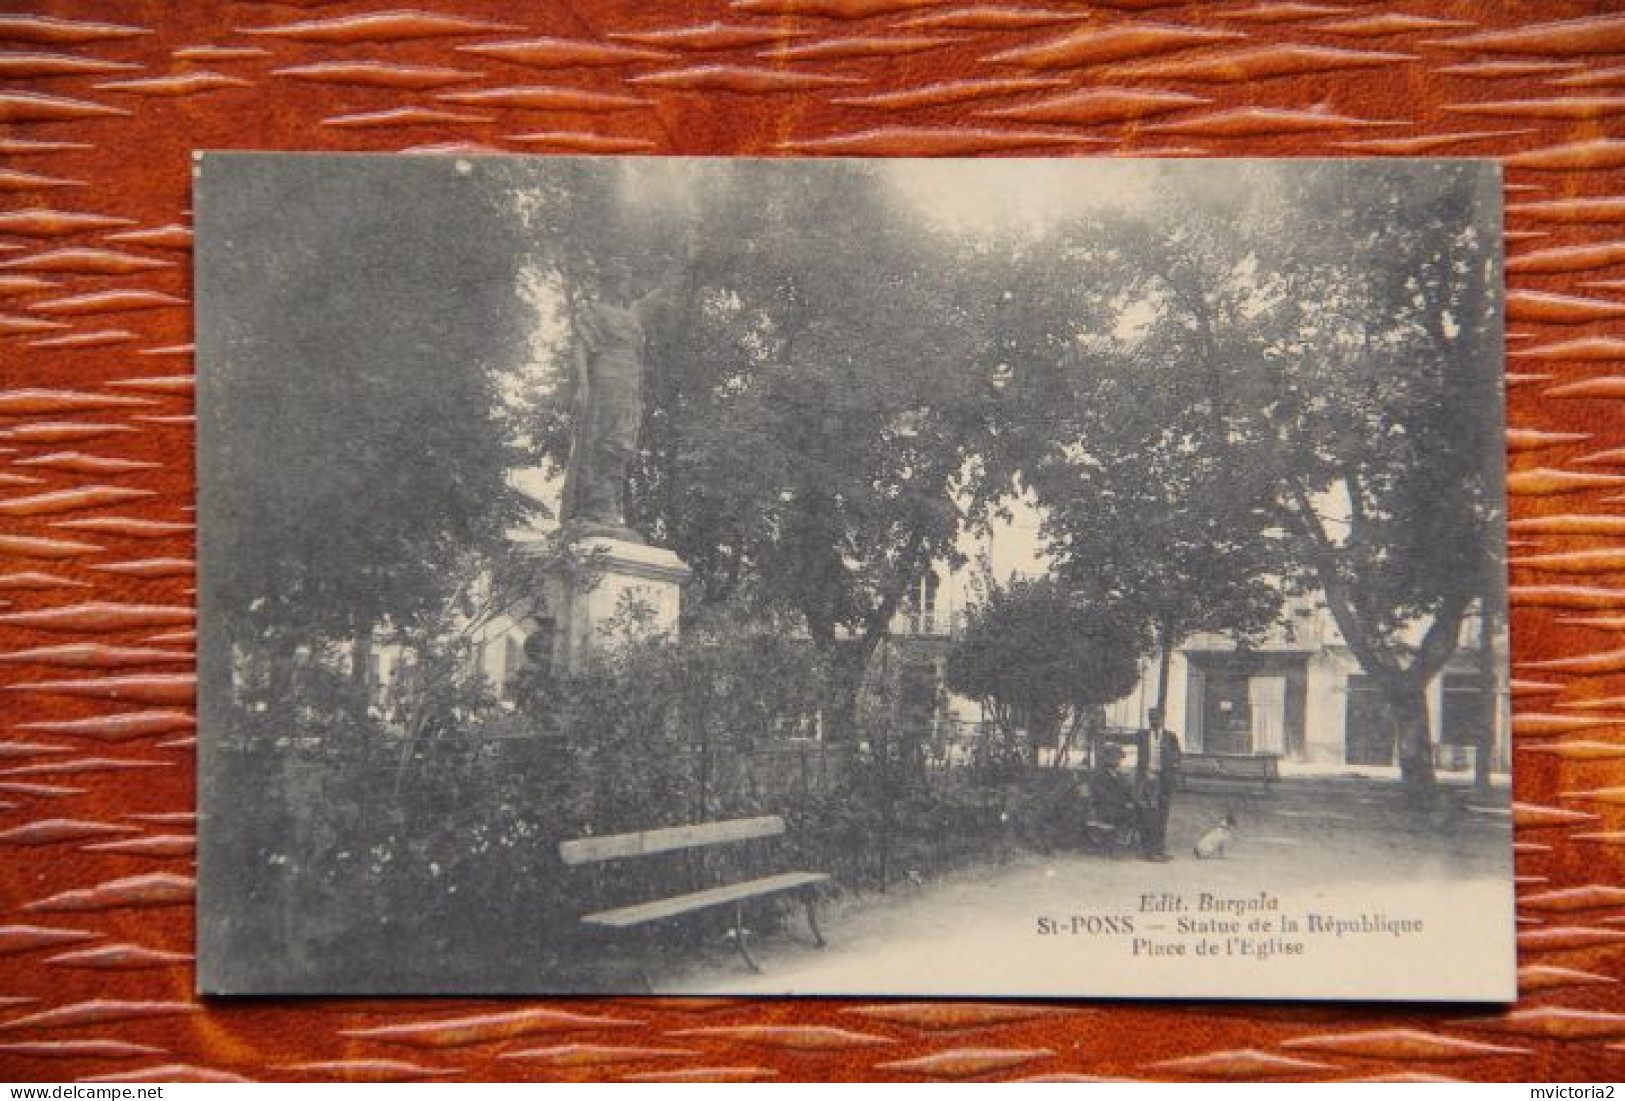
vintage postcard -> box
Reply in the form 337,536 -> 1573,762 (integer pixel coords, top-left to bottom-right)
196,154 -> 1512,999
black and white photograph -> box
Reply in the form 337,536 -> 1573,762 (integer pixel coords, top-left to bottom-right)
196,154 -> 1512,999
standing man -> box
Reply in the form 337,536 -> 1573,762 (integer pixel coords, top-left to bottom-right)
1138,707 -> 1182,861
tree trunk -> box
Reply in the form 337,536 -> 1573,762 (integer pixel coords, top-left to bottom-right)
814,635 -> 862,743
1052,709 -> 1085,769
1284,472 -> 1467,807
1383,674 -> 1436,807
1083,704 -> 1104,770
1475,600 -> 1497,793
869,642 -> 894,894
1153,621 -> 1175,727
350,630 -> 373,724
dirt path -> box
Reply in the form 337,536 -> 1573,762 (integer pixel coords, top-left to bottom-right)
661,778 -> 1514,1000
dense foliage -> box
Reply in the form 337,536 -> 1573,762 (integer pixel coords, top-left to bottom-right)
946,576 -> 1150,756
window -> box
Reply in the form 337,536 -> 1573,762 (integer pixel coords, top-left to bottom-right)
909,571 -> 942,635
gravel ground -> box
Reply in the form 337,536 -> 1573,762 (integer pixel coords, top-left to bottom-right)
660,776 -> 1515,1001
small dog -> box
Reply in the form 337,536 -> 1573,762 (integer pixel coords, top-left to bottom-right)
1193,812 -> 1238,860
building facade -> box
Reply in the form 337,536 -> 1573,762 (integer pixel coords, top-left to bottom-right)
1101,595 -> 1510,774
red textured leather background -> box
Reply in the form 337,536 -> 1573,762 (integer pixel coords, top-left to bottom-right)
4,0 -> 1625,1083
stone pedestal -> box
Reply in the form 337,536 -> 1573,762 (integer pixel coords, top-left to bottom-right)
544,536 -> 691,674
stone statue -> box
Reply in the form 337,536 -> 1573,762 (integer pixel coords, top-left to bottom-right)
560,273 -> 664,540
544,264 -> 693,677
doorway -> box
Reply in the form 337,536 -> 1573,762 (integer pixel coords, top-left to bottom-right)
1202,673 -> 1252,755
1249,675 -> 1287,755
1344,675 -> 1394,766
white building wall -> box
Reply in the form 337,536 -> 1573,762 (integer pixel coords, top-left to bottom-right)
1304,649 -> 1351,764
1104,651 -> 1189,741
470,608 -> 527,696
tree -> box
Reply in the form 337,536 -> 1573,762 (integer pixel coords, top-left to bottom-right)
1247,161 -> 1504,803
996,161 -> 1502,804
998,199 -> 1290,724
518,162 -> 1014,732
946,576 -> 1150,762
1030,400 -> 1289,727
200,156 -> 541,722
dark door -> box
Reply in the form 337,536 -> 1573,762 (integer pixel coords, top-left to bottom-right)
1440,672 -> 1485,747
1344,675 -> 1394,766
1201,673 -> 1252,755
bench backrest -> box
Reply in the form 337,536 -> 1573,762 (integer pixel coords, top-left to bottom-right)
559,815 -> 786,866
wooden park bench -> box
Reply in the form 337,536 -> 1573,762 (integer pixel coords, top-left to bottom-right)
558,815 -> 830,986
1180,752 -> 1282,794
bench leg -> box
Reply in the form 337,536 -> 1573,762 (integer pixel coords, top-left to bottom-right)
803,890 -> 826,949
730,901 -> 761,974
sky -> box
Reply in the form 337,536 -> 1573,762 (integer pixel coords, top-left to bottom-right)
882,157 -> 1160,235
590,155 -> 1170,235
